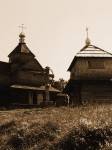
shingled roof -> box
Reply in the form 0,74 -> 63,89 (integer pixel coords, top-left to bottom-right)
8,32 -> 35,57
77,44 -> 112,57
68,44 -> 112,71
8,43 -> 35,57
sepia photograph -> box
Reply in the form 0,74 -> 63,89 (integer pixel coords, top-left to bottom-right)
0,0 -> 112,149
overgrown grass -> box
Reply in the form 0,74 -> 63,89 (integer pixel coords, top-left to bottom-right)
0,104 -> 112,149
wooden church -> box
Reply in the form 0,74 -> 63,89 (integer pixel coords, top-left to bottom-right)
0,31 -> 60,106
65,29 -> 112,105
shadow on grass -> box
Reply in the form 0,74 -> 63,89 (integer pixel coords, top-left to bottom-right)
53,124 -> 112,150
0,121 -> 111,150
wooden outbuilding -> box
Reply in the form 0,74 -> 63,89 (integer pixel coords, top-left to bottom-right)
64,33 -> 112,105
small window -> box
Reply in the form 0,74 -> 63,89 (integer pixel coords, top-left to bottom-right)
88,60 -> 104,69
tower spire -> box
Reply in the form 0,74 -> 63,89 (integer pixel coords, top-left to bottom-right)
85,27 -> 91,46
19,24 -> 26,43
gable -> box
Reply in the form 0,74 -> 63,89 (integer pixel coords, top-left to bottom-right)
20,58 -> 44,71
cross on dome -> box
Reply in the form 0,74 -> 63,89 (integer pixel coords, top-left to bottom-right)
19,24 -> 26,43
19,24 -> 26,33
85,27 -> 91,46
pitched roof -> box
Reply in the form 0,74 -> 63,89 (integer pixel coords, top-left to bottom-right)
8,43 -> 35,57
77,44 -> 112,57
68,44 -> 112,71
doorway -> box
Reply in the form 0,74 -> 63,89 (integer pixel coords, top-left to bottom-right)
33,92 -> 37,104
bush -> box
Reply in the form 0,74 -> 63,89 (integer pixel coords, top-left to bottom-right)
54,125 -> 112,150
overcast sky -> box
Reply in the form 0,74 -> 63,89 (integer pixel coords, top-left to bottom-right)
0,0 -> 112,80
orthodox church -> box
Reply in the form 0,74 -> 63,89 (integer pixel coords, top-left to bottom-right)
0,31 -> 59,105
65,29 -> 112,105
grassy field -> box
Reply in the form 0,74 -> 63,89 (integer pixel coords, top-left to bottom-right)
0,105 -> 112,150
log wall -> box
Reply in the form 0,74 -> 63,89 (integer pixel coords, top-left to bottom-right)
70,58 -> 112,80
81,82 -> 112,104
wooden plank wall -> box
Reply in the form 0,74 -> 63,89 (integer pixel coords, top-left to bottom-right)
81,83 -> 112,103
71,58 -> 112,80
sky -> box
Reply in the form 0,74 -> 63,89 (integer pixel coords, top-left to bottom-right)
0,0 -> 112,80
